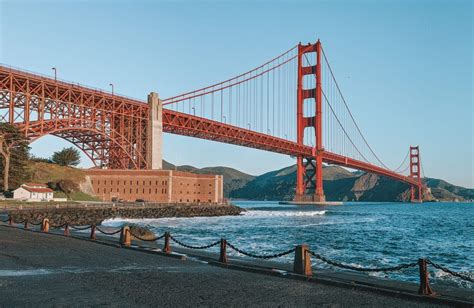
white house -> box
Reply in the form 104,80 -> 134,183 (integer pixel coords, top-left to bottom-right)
13,183 -> 54,201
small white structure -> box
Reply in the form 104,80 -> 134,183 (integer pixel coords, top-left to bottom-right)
13,183 -> 54,201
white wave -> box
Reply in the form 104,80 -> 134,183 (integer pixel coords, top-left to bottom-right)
243,210 -> 326,218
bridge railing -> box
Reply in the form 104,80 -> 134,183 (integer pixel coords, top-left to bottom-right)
0,63 -> 145,104
2,216 -> 472,295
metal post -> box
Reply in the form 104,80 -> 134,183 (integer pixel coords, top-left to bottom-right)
90,225 -> 96,240
24,220 -> 28,229
120,226 -> 131,246
8,216 -> 12,225
294,244 -> 312,276
163,232 -> 171,254
41,218 -> 49,233
64,223 -> 70,236
219,238 -> 228,264
418,259 -> 434,296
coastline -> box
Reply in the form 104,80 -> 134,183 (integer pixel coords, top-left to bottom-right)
5,203 -> 244,225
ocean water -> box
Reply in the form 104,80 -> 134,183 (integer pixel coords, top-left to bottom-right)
103,201 -> 473,288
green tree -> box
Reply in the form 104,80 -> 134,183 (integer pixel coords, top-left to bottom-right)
0,123 -> 30,191
51,147 -> 81,167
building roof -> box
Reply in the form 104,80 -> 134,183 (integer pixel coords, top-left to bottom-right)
23,182 -> 48,188
21,186 -> 53,193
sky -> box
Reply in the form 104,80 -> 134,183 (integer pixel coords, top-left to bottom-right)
0,0 -> 472,188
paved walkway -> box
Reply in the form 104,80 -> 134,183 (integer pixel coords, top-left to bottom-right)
0,227 -> 451,307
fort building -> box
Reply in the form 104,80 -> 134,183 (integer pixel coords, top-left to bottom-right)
84,169 -> 224,204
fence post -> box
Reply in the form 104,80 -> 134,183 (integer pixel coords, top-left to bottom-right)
8,216 -> 12,225
219,238 -> 228,264
120,226 -> 131,246
294,244 -> 312,276
163,232 -> 171,254
64,223 -> 70,236
418,258 -> 434,296
41,218 -> 49,233
90,225 -> 96,240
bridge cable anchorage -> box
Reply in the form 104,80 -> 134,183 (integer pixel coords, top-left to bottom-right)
96,227 -> 123,236
129,231 -> 166,242
226,241 -> 296,259
320,47 -> 393,171
307,250 -> 418,272
426,259 -> 474,283
169,235 -> 221,250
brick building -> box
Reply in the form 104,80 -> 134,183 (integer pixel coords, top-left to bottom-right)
84,169 -> 224,203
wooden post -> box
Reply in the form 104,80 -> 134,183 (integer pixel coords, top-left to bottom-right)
8,216 -> 12,225
120,226 -> 131,246
64,223 -> 70,236
418,259 -> 434,296
219,238 -> 228,264
41,218 -> 49,233
294,244 -> 312,276
90,225 -> 96,240
163,232 -> 171,254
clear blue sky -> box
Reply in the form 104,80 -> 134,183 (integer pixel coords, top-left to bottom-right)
1,0 -> 472,188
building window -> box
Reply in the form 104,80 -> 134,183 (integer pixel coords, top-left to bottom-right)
130,188 -> 132,193
104,180 -> 107,185
149,188 -> 151,194
103,188 -> 106,193
97,188 -> 100,193
136,188 -> 138,193
91,180 -> 94,184
142,188 -> 145,193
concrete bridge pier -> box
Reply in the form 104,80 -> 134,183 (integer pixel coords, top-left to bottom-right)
146,92 -> 163,170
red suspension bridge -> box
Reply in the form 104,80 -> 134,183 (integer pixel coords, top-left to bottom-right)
0,40 -> 424,202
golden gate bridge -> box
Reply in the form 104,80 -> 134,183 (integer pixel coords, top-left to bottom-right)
0,40 -> 424,202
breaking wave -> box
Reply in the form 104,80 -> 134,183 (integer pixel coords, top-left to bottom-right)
243,210 -> 326,218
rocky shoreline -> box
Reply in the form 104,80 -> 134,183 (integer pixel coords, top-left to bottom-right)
6,204 -> 244,225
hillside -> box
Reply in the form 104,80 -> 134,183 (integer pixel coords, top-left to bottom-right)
229,164 -> 472,202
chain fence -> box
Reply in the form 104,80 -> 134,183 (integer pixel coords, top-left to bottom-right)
170,235 -> 221,250
308,250 -> 418,273
426,259 -> 474,283
226,242 -> 296,259
130,231 -> 166,242
96,227 -> 122,236
1,217 -> 472,286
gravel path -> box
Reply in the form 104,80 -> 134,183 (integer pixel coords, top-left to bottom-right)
0,226 -> 450,307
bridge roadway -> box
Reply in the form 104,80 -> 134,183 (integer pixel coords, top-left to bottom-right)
0,226 -> 450,307
0,65 -> 417,186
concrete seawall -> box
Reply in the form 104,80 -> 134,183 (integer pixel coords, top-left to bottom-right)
6,204 -> 243,225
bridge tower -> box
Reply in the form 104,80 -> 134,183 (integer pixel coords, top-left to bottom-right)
294,40 -> 325,202
409,146 -> 423,202
146,92 -> 163,169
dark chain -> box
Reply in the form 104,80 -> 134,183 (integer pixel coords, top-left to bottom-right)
426,259 -> 474,283
130,231 -> 166,242
170,235 -> 221,250
307,250 -> 418,272
96,227 -> 122,236
28,220 -> 43,226
69,225 -> 93,231
50,223 -> 67,229
226,242 -> 296,259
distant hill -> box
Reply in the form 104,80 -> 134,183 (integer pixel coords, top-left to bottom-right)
165,161 -> 472,202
